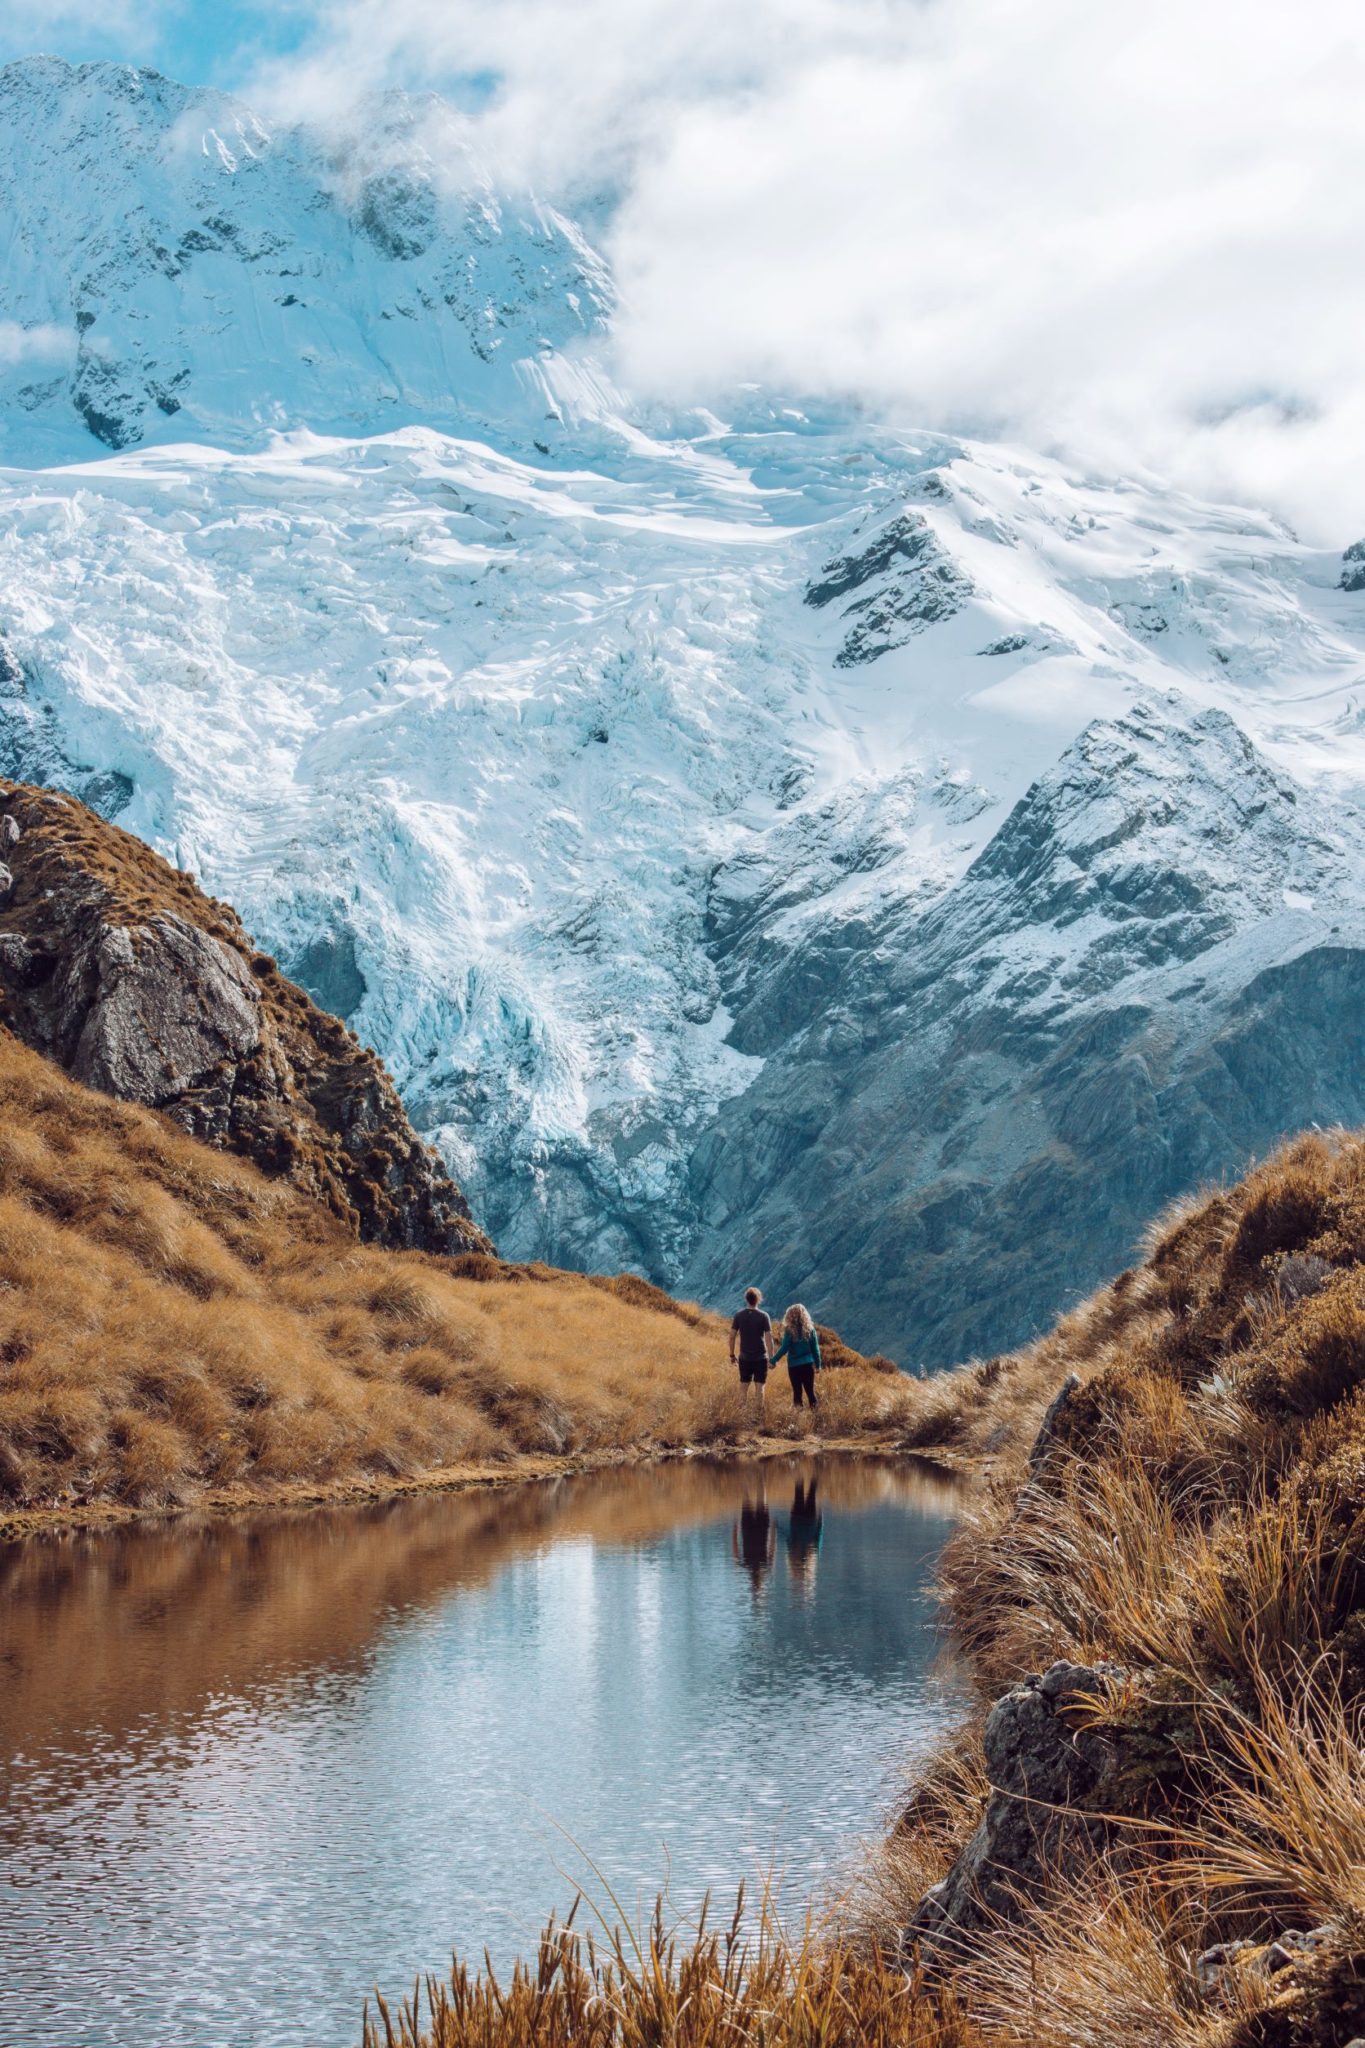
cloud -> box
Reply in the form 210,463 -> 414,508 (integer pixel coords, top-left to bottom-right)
0,0 -> 165,37
241,0 -> 1365,534
0,321 -> 76,371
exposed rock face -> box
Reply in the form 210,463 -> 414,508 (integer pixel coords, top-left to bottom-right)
0,781 -> 491,1256
687,699 -> 1365,1364
66,916 -> 261,1102
804,510 -> 974,667
906,1660 -> 1122,1958
1027,1374 -> 1081,1470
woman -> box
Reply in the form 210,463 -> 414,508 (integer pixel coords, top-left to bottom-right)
771,1303 -> 821,1409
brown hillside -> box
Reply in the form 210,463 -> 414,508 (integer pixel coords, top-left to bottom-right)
0,778 -> 489,1255
854,1126 -> 1365,2046
0,1028 -> 921,1516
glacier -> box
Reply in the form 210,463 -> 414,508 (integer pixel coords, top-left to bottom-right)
3,56 -> 1365,1362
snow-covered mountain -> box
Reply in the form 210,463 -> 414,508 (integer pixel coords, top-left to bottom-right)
4,57 -> 1365,1363
0,57 -> 611,462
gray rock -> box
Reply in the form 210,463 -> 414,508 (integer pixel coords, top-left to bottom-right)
71,915 -> 261,1106
804,511 -> 973,667
1,814 -> 19,844
1195,1939 -> 1259,1994
1196,1923 -> 1340,1999
0,861 -> 11,901
1028,1374 -> 1081,1469
905,1660 -> 1122,1959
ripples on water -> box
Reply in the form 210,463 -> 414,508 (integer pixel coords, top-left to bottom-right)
0,1456 -> 961,2048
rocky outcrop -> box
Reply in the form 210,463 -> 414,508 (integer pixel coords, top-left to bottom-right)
905,1660 -> 1123,1959
1027,1374 -> 1081,1470
804,510 -> 974,667
0,780 -> 491,1256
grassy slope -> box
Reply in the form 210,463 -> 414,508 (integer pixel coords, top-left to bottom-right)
856,1127 -> 1365,2047
0,1027 -> 924,1520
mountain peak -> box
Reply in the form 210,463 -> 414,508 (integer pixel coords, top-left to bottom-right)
0,58 -> 611,462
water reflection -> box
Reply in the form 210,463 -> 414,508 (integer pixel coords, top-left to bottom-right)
785,1477 -> 824,1593
0,1455 -> 960,2048
732,1482 -> 776,1597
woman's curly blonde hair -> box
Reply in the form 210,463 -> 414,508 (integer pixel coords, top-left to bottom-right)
783,1303 -> 814,1337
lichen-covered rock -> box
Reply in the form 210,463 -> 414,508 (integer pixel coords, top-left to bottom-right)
70,916 -> 261,1102
0,779 -> 491,1257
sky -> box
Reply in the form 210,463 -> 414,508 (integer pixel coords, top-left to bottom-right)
1,0 -> 1362,531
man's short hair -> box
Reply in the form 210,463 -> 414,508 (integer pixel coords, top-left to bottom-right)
744,1286 -> 761,1306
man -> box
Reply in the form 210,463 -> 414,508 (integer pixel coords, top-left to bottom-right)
729,1285 -> 773,1410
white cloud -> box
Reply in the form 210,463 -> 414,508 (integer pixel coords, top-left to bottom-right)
0,321 -> 76,371
248,0 -> 1365,534
0,0 -> 159,33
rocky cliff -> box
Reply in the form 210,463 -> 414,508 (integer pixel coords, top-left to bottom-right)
0,779 -> 490,1256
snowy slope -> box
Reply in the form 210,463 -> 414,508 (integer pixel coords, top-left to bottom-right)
0,58 -> 611,462
4,58 -> 1365,1358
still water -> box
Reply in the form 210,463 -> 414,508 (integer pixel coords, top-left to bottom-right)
0,1456 -> 960,2048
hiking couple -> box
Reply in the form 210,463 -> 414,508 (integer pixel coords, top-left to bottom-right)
728,1287 -> 821,1410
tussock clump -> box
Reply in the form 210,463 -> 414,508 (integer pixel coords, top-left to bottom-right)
364,1900 -> 982,2048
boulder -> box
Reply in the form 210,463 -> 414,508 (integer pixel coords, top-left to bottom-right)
905,1660 -> 1123,1960
71,916 -> 261,1103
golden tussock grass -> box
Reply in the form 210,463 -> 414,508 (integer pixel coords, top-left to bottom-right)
364,1896 -> 981,2048
0,1029 -> 931,1516
845,1127 -> 1365,2047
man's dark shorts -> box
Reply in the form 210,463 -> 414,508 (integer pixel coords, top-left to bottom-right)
738,1358 -> 768,1385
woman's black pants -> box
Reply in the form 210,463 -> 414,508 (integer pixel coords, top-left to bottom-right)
789,1363 -> 817,1408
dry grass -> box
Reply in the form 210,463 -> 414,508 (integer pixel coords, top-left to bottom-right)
845,1127 -> 1365,2047
0,1029 -> 932,1515
364,1897 -> 982,2048
960,1872 -> 1277,2048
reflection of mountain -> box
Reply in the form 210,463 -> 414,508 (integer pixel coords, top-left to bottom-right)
1,1458 -> 960,2045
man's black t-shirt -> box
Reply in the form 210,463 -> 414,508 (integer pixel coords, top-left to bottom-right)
732,1307 -> 772,1360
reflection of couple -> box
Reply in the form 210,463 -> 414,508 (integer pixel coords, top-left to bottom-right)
731,1478 -> 824,1596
